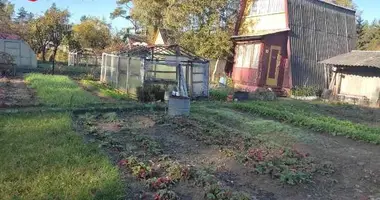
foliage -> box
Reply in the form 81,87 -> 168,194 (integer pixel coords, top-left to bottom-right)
209,88 -> 229,101
25,73 -> 101,107
44,4 -> 70,72
113,0 -> 239,59
136,84 -> 165,102
232,101 -> 380,144
72,18 -> 112,51
291,86 -> 322,97
0,113 -> 123,200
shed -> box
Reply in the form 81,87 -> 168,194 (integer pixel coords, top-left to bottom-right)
320,51 -> 380,106
0,33 -> 37,68
232,0 -> 356,95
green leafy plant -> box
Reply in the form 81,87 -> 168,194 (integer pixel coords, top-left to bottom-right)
232,101 -> 380,144
210,88 -> 229,101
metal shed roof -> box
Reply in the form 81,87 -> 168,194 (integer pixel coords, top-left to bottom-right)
319,51 -> 380,69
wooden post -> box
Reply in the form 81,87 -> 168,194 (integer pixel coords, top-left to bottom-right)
116,56 -> 120,88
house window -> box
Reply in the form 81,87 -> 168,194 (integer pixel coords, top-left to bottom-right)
250,0 -> 285,16
236,43 -> 261,69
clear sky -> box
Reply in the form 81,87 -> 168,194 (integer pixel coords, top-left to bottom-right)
11,0 -> 380,30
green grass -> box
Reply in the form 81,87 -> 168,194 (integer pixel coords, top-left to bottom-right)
0,113 -> 124,200
80,80 -> 131,101
231,101 -> 380,144
25,73 -> 101,107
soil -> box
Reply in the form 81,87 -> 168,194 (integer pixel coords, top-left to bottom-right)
0,77 -> 36,108
75,111 -> 380,200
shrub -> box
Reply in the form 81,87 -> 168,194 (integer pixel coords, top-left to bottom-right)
249,88 -> 277,101
210,88 -> 229,101
291,86 -> 321,97
137,84 -> 165,102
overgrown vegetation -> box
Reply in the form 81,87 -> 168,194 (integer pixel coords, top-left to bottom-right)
209,88 -> 229,101
25,73 -> 101,107
231,101 -> 380,144
291,86 -> 322,97
136,84 -> 165,102
81,80 -> 131,101
0,113 -> 123,200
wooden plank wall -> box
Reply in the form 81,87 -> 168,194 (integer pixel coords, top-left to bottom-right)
288,0 -> 356,87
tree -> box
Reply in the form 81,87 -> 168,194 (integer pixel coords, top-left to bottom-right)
356,12 -> 369,50
27,16 -> 50,61
117,0 -> 239,59
44,4 -> 70,74
72,17 -> 111,51
15,7 -> 34,23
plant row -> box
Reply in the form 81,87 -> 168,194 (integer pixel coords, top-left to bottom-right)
232,102 -> 380,144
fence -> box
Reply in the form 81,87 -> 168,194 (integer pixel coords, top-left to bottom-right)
68,52 -> 102,67
100,53 -> 209,98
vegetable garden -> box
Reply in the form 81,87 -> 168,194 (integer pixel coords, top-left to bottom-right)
0,73 -> 380,199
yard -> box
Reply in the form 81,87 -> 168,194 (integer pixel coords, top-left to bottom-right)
0,73 -> 380,199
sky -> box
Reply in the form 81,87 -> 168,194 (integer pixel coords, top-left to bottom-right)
11,0 -> 380,30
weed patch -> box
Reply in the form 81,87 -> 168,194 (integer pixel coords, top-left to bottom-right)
25,73 -> 101,107
81,80 -> 131,100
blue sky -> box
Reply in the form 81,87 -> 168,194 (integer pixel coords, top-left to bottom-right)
11,0 -> 380,30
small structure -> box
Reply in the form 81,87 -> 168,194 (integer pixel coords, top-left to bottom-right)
320,51 -> 380,107
68,49 -> 101,67
232,0 -> 356,95
0,33 -> 37,69
101,44 -> 209,99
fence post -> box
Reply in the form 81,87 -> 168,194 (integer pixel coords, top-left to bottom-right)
116,56 -> 120,88
104,54 -> 108,83
126,57 -> 131,93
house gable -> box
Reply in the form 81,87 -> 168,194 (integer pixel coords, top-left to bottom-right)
238,0 -> 288,36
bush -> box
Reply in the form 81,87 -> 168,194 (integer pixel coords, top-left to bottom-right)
249,88 -> 277,101
210,88 -> 229,101
291,86 -> 321,97
137,84 -> 165,102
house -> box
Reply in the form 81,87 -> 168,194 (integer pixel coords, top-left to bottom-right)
0,33 -> 37,68
232,0 -> 356,94
320,51 -> 380,106
153,29 -> 175,45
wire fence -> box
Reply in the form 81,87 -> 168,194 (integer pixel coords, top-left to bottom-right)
68,52 -> 102,67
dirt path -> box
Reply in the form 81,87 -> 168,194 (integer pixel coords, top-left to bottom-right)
0,77 -> 36,108
76,110 -> 380,200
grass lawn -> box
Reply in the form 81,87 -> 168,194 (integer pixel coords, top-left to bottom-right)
0,113 -> 124,200
80,80 -> 131,101
25,73 -> 101,107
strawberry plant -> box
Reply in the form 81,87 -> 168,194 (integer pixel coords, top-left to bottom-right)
154,189 -> 179,200
147,177 -> 173,190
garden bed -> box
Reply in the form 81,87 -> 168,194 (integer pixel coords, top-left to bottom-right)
74,105 -> 380,200
0,77 -> 37,108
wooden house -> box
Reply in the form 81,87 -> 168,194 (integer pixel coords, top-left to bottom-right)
232,0 -> 356,94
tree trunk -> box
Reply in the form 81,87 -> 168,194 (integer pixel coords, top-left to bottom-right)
41,46 -> 47,62
52,47 -> 58,75
212,58 -> 220,83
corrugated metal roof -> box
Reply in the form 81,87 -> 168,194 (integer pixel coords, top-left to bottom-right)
319,51 -> 380,68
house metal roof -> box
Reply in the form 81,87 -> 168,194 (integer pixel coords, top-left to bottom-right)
319,51 -> 380,69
